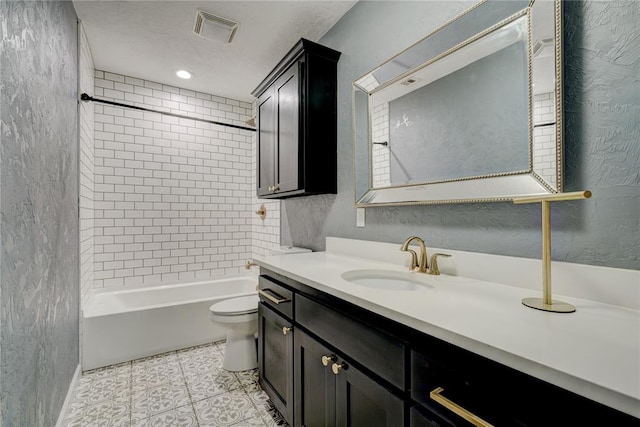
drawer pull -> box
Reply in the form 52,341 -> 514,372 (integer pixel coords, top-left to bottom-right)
332,362 -> 348,375
282,326 -> 293,335
321,354 -> 337,366
258,288 -> 291,305
430,387 -> 494,427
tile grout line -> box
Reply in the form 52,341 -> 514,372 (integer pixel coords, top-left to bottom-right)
234,371 -> 263,426
176,347 -> 202,427
128,360 -> 133,426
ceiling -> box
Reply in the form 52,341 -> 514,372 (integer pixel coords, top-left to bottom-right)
73,1 -> 357,103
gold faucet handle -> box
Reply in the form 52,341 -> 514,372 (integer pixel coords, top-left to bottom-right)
428,253 -> 452,275
403,249 -> 419,270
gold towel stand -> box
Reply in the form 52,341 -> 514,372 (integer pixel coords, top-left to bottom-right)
513,190 -> 592,313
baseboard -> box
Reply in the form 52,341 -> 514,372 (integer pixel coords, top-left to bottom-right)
55,364 -> 81,427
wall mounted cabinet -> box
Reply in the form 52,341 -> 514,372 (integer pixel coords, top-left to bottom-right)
252,38 -> 340,199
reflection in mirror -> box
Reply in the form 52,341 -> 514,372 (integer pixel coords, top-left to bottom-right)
353,0 -> 563,206
530,0 -> 558,189
372,15 -> 529,186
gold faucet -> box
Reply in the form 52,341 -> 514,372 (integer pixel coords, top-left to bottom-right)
400,236 -> 428,272
400,237 -> 451,275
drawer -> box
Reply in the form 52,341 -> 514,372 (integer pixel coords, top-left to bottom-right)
296,294 -> 406,390
411,349 -> 497,426
258,275 -> 293,320
412,347 -> 640,426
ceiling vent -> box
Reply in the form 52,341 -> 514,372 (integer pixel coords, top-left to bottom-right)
193,10 -> 239,43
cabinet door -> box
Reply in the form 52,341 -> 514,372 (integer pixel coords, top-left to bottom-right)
335,359 -> 405,427
274,61 -> 301,194
257,86 -> 276,196
410,405 -> 455,427
258,303 -> 294,424
294,329 -> 336,427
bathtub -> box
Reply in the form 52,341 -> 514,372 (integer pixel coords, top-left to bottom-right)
82,275 -> 257,371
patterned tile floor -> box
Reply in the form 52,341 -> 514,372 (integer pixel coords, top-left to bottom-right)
62,341 -> 289,427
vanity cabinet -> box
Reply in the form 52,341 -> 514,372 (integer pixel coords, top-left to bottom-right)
295,329 -> 405,426
293,329 -> 336,426
257,268 -> 640,427
294,296 -> 405,427
257,276 -> 295,423
252,38 -> 340,199
411,337 -> 640,426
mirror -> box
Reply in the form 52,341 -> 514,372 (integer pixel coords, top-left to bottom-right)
353,0 -> 563,206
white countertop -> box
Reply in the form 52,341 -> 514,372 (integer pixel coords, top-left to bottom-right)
254,250 -> 640,418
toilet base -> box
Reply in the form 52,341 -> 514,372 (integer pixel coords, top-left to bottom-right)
222,329 -> 258,371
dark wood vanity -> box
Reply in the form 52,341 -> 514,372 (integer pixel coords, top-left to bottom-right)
251,38 -> 340,199
257,268 -> 640,427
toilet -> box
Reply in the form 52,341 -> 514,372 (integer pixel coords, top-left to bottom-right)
209,246 -> 311,371
209,294 -> 260,372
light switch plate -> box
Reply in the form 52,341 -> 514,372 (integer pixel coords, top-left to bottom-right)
356,208 -> 365,227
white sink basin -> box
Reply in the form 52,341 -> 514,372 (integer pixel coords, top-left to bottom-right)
341,269 -> 434,291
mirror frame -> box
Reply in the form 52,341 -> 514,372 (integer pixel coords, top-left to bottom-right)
352,0 -> 563,207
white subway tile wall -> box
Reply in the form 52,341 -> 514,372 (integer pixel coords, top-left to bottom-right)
371,103 -> 391,187
79,24 -> 95,305
532,92 -> 557,188
92,71 -> 279,288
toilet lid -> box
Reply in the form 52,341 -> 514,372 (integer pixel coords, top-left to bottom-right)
209,295 -> 259,316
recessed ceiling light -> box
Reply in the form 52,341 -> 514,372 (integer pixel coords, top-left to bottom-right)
176,70 -> 194,79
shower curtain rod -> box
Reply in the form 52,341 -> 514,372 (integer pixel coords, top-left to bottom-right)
80,93 -> 256,132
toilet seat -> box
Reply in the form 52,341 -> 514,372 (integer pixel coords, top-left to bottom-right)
209,295 -> 258,315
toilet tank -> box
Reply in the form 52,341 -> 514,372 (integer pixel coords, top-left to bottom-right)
269,246 -> 312,256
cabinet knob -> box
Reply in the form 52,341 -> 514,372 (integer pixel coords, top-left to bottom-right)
282,326 -> 293,335
321,354 -> 337,367
271,186 -> 279,192
331,362 -> 347,375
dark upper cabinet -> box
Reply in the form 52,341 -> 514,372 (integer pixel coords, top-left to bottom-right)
252,38 -> 341,199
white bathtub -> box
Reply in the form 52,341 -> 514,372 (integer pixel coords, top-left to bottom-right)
82,275 -> 257,371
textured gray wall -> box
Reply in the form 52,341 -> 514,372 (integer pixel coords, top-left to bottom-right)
1,2 -> 79,425
281,1 -> 639,270
388,41 -> 529,184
